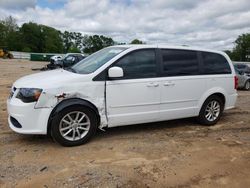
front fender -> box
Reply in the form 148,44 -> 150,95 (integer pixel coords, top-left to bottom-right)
47,98 -> 100,135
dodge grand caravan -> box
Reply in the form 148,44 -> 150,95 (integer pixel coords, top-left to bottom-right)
7,45 -> 237,146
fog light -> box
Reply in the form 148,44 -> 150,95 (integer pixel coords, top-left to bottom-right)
10,116 -> 22,128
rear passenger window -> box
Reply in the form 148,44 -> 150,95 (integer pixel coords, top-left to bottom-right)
161,49 -> 199,76
114,49 -> 157,79
202,52 -> 231,74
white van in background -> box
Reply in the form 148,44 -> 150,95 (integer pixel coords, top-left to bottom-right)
7,45 -> 237,146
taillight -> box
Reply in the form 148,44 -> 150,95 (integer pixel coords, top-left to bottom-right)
234,76 -> 238,89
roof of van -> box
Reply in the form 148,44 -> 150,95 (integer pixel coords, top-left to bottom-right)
112,44 -> 226,55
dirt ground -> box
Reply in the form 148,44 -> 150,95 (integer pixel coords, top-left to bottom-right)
0,59 -> 250,188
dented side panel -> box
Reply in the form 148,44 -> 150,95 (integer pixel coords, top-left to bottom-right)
35,81 -> 107,128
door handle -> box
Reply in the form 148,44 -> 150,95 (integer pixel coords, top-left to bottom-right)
147,83 -> 159,87
164,82 -> 175,86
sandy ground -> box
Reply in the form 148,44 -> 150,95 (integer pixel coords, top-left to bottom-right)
0,59 -> 250,188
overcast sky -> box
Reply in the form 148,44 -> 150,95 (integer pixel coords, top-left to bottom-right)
0,0 -> 249,50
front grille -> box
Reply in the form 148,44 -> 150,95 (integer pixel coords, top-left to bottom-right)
10,116 -> 22,128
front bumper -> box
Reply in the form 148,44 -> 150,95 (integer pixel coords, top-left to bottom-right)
7,97 -> 53,135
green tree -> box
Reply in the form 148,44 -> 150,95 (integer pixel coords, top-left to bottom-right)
0,16 -> 21,50
19,22 -> 63,53
130,39 -> 145,44
234,34 -> 250,61
225,50 -> 240,61
2,16 -> 18,32
62,31 -> 83,53
62,31 -> 74,53
6,30 -> 23,51
68,45 -> 81,53
41,25 -> 64,53
82,35 -> 115,54
72,32 -> 83,51
227,33 -> 250,61
20,22 -> 44,52
0,22 -> 7,46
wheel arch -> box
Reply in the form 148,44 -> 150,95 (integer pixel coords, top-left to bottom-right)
197,93 -> 225,125
198,88 -> 227,112
47,98 -> 100,135
209,93 -> 225,106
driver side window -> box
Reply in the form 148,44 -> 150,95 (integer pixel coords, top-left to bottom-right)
114,49 -> 157,79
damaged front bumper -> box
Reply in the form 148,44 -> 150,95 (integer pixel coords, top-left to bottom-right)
7,83 -> 108,135
7,97 -> 53,135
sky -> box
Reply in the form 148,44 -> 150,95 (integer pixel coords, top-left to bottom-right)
0,0 -> 250,50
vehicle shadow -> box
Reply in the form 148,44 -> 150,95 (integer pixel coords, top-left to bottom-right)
8,117 -> 206,146
94,117 -> 202,140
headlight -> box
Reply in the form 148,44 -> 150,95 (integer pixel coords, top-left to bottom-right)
9,87 -> 16,99
16,88 -> 43,103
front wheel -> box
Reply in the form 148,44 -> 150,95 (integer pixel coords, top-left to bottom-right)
197,96 -> 224,126
51,106 -> 98,146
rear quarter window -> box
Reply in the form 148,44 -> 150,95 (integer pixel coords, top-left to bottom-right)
161,49 -> 199,76
202,52 -> 231,74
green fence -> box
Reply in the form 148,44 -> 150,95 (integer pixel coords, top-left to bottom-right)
30,54 -> 55,61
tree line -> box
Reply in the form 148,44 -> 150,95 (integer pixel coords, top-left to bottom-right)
0,16 -> 144,54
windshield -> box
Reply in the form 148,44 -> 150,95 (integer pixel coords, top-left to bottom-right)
71,47 -> 127,74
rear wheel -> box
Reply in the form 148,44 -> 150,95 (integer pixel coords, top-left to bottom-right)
51,106 -> 98,146
198,95 -> 224,126
244,80 -> 250,90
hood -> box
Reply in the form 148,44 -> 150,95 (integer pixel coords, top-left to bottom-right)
13,69 -> 84,89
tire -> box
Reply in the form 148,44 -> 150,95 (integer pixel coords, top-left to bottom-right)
51,106 -> 98,146
197,95 -> 224,126
244,80 -> 250,90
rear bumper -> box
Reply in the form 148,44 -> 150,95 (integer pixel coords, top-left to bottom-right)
225,93 -> 238,110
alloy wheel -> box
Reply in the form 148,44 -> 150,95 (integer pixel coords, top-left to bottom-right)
205,100 -> 221,122
59,111 -> 90,141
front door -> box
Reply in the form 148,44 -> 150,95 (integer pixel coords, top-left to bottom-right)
106,49 -> 160,127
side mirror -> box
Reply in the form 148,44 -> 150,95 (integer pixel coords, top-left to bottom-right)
108,66 -> 124,78
239,71 -> 244,75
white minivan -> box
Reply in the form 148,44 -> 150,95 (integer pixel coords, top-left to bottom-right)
7,45 -> 238,146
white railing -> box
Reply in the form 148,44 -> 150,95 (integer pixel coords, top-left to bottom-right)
233,61 -> 250,66
10,51 -> 30,59
10,51 -> 65,60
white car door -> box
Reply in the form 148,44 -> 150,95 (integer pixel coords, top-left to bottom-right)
106,49 -> 161,127
158,49 -> 206,121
